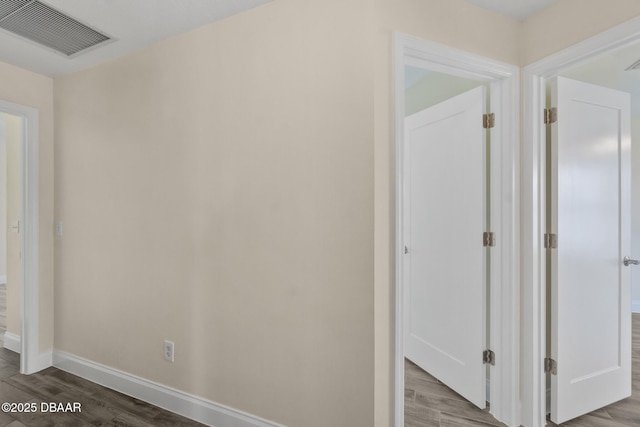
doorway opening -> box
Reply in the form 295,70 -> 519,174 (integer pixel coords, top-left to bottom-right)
0,112 -> 23,355
523,15 -> 640,427
393,33 -> 520,427
0,100 -> 40,375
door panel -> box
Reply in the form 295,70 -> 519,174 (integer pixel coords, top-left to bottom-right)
550,76 -> 632,424
403,86 -> 487,409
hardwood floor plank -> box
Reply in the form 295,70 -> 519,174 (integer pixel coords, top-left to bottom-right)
415,393 -> 504,427
405,404 -> 440,427
103,412 -> 161,427
0,408 -> 17,427
405,376 -> 468,403
440,413 -> 501,427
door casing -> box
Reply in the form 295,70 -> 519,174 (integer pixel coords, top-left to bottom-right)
393,33 -> 520,427
0,100 -> 40,374
522,15 -> 640,427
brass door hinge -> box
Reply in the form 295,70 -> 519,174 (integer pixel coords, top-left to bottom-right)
483,231 -> 496,247
544,233 -> 557,249
483,349 -> 496,365
544,108 -> 557,124
483,113 -> 495,129
544,357 -> 557,375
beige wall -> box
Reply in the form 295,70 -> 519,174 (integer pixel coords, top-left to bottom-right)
521,0 -> 640,65
5,114 -> 21,335
0,61 -> 54,351
53,1 -> 374,426
373,1 -> 520,425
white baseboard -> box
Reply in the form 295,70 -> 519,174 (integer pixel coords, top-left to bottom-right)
38,349 -> 52,371
633,300 -> 640,313
2,333 -> 52,372
0,275 -> 6,285
3,332 -> 20,353
53,351 -> 286,427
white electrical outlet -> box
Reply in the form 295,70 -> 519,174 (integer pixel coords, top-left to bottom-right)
55,221 -> 63,236
164,340 -> 174,362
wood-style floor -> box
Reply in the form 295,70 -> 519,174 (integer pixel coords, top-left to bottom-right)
405,314 -> 640,427
0,283 -> 6,349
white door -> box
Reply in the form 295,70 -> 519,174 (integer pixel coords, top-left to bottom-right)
549,76 -> 632,424
403,86 -> 487,409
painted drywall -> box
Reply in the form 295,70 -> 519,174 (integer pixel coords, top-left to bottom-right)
0,60 -> 54,353
53,1 -> 374,426
4,114 -> 21,336
521,0 -> 640,65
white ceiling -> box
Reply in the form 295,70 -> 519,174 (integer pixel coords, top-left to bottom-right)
0,0 -> 272,77
465,0 -> 558,21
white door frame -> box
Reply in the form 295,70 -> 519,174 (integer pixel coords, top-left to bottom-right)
522,15 -> 640,427
0,100 -> 40,375
393,33 -> 520,427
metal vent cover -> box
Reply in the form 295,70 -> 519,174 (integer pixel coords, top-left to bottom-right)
0,0 -> 111,57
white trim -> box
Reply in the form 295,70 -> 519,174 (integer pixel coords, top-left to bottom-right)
0,276 -> 6,285
38,349 -> 52,371
3,332 -> 20,353
632,301 -> 640,313
522,14 -> 640,427
0,101 -> 40,375
393,33 -> 520,427
53,351 -> 286,427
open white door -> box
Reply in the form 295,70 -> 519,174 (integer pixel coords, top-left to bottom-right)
549,76 -> 632,424
403,86 -> 487,409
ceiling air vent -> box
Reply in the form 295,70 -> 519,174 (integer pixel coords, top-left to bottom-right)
0,0 -> 111,57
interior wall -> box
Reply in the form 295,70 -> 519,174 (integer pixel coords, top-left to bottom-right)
53,1 -> 374,426
4,114 -> 21,335
521,0 -> 640,65
0,60 -> 54,352
373,1 -> 520,425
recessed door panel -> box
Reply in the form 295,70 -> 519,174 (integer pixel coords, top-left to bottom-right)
550,76 -> 632,424
403,86 -> 487,409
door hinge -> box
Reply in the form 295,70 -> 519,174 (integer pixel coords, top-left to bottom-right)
483,113 -> 495,129
483,349 -> 495,365
544,107 -> 557,124
483,231 -> 496,247
544,233 -> 557,249
544,357 -> 557,375
404,245 -> 409,254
